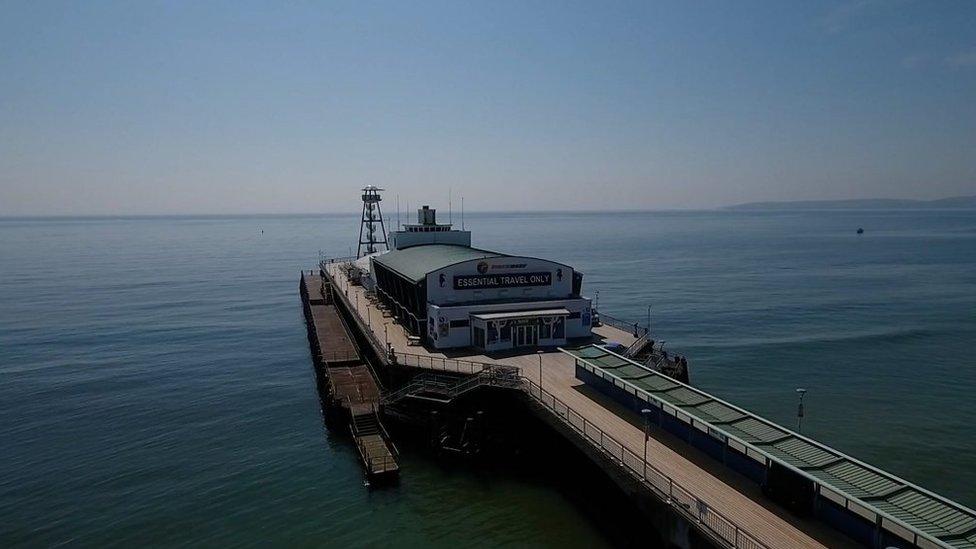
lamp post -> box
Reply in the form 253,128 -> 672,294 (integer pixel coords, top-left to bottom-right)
537,350 -> 544,392
641,408 -> 652,479
796,388 -> 808,434
384,323 -> 389,350
646,305 -> 652,337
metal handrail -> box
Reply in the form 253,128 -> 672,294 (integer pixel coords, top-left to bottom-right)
623,332 -> 651,357
353,427 -> 389,470
382,366 -> 520,405
596,312 -> 649,338
375,352 -> 771,548
520,376 -> 769,549
351,411 -> 399,473
322,264 -> 389,360
319,256 -> 357,268
317,349 -> 360,363
390,350 -> 499,375
373,285 -> 422,325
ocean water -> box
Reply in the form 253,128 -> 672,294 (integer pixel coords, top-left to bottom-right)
1,210 -> 974,546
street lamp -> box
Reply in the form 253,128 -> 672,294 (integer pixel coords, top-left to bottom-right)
796,388 -> 808,433
537,350 -> 544,392
646,305 -> 651,337
641,408 -> 652,479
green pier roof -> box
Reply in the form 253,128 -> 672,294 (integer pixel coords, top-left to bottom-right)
564,344 -> 976,549
371,244 -> 502,283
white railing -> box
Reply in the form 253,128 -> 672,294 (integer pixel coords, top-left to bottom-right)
378,349 -> 771,548
520,376 -> 769,549
389,350 -> 491,375
596,312 -> 649,338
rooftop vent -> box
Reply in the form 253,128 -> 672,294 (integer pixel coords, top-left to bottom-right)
418,205 -> 436,225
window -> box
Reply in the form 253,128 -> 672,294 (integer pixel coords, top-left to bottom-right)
540,322 -> 551,339
568,312 -> 581,319
553,318 -> 565,339
500,325 -> 511,341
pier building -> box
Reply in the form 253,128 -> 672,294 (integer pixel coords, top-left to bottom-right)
370,206 -> 592,351
301,190 -> 976,548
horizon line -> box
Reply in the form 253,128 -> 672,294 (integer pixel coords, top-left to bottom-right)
5,206 -> 976,220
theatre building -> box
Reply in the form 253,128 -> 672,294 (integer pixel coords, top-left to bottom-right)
370,206 -> 592,351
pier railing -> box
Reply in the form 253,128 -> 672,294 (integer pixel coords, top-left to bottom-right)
350,418 -> 400,475
382,366 -> 522,406
389,351 -> 490,374
380,352 -> 766,547
521,377 -> 769,549
322,263 -> 390,361
316,349 -> 361,364
596,312 -> 649,338
319,256 -> 357,269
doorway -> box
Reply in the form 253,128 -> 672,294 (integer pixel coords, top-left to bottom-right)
514,324 -> 538,348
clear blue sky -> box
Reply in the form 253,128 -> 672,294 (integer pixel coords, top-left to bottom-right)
1,1 -> 974,215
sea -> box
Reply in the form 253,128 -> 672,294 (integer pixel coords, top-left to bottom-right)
2,210 -> 975,547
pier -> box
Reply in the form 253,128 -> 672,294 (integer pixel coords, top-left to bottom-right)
298,196 -> 975,549
320,261 -> 848,548
300,272 -> 398,480
312,258 -> 976,549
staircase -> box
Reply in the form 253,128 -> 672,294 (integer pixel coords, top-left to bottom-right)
624,333 -> 654,362
622,335 -> 689,383
350,409 -> 399,478
352,410 -> 381,435
382,365 -> 521,406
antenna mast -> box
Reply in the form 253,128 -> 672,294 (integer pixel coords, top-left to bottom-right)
357,186 -> 389,258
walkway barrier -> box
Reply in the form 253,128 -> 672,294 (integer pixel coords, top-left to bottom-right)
596,312 -> 649,338
319,256 -> 357,268
322,263 -> 388,359
390,351 -> 491,375
317,349 -> 360,364
382,366 -> 521,406
378,349 -> 766,547
521,377 -> 769,549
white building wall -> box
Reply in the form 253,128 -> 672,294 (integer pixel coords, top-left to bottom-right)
426,298 -> 592,349
390,230 -> 472,250
426,257 -> 575,305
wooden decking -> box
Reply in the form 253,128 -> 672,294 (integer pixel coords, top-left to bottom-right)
323,263 -> 857,548
300,272 -> 398,479
304,274 -> 360,365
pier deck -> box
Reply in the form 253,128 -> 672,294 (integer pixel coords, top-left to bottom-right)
324,262 -> 855,548
301,272 -> 398,479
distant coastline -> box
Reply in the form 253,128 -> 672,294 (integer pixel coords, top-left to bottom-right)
725,195 -> 976,211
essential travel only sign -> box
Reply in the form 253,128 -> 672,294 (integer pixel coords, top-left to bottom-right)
453,272 -> 552,290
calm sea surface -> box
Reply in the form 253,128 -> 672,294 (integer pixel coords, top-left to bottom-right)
2,210 -> 975,546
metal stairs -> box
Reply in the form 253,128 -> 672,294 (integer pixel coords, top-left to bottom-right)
350,409 -> 399,478
382,365 -> 521,406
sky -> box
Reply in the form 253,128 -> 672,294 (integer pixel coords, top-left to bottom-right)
1,1 -> 975,215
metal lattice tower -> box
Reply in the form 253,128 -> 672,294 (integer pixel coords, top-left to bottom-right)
357,186 -> 389,258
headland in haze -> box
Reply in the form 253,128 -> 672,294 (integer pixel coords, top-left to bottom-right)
726,195 -> 976,211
